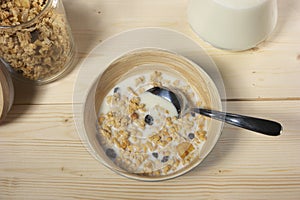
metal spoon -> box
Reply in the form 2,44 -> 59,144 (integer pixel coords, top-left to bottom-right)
147,87 -> 282,136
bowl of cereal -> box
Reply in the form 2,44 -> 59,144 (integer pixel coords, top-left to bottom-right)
83,48 -> 223,181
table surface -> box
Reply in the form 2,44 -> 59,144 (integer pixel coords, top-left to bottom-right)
1,0 -> 300,199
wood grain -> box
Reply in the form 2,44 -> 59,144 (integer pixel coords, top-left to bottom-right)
1,0 -> 300,199
1,101 -> 299,199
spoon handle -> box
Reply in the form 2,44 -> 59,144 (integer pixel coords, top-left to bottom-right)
192,108 -> 282,136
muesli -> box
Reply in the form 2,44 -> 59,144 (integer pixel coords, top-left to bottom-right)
97,71 -> 208,176
0,0 -> 74,81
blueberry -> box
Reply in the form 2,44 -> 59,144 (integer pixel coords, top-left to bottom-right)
188,133 -> 195,139
113,87 -> 120,94
30,29 -> 40,43
145,115 -> 154,125
152,152 -> 159,159
161,156 -> 169,163
17,69 -> 24,74
105,148 -> 116,159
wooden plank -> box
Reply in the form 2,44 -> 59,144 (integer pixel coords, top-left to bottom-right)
0,101 -> 299,199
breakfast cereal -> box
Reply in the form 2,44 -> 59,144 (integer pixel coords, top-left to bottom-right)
97,71 -> 208,176
0,0 -> 74,81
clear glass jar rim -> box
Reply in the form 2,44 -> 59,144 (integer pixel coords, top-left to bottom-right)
0,0 -> 55,29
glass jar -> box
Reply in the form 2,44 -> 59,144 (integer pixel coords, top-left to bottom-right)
0,0 -> 76,84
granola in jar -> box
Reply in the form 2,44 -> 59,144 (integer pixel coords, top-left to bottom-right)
0,0 -> 75,83
97,71 -> 208,176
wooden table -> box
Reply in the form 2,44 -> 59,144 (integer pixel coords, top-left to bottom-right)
1,0 -> 300,199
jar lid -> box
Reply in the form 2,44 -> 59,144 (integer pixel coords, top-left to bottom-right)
0,61 -> 14,123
